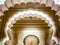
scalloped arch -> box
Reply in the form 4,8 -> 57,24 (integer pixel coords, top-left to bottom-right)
4,9 -> 58,44
0,0 -> 59,44
0,0 -> 60,16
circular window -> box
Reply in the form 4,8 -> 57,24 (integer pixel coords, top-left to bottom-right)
23,35 -> 39,45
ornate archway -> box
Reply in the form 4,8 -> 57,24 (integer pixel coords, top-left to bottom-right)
6,16 -> 51,45
0,0 -> 60,45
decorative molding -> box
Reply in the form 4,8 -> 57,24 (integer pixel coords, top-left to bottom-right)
5,0 -> 14,8
0,0 -> 60,16
0,4 -> 8,12
0,11 -> 4,16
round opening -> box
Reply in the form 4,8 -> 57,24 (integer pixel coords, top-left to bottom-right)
23,35 -> 39,45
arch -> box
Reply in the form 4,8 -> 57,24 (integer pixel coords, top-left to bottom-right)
5,9 -> 55,34
0,0 -> 60,17
23,35 -> 39,45
0,0 -> 59,44
4,9 -> 58,44
0,0 -> 59,37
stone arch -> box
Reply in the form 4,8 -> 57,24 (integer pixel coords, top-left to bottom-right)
0,0 -> 60,37
0,0 -> 60,44
23,35 -> 39,45
0,0 -> 60,16
4,9 -> 58,44
0,0 -> 59,33
5,9 -> 55,34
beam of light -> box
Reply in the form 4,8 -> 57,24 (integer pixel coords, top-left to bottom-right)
3,9 -> 57,44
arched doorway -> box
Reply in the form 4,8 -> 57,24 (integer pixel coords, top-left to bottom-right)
23,35 -> 39,45
4,16 -> 53,45
0,0 -> 60,45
